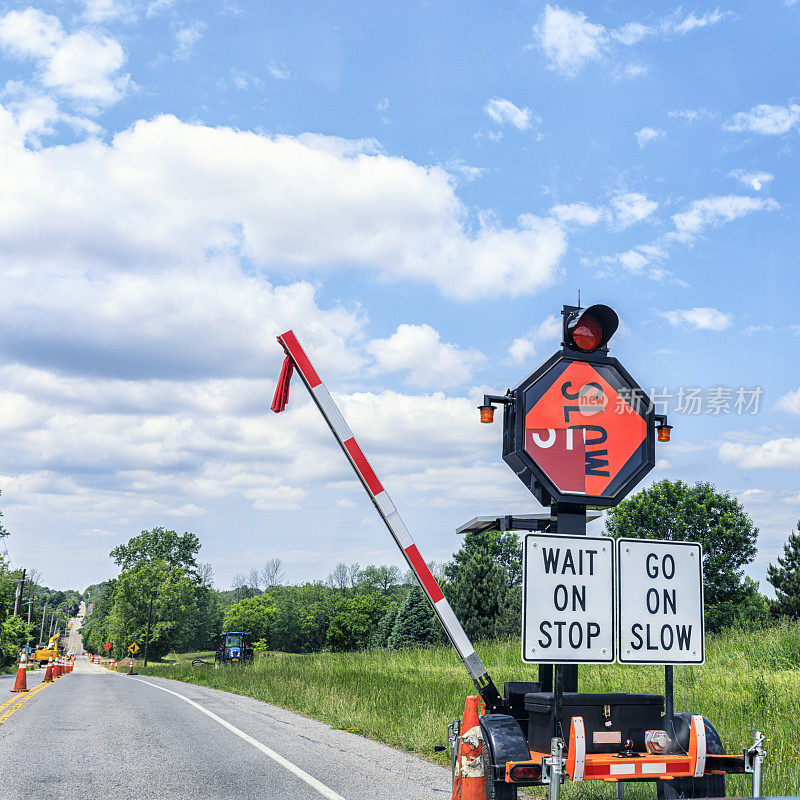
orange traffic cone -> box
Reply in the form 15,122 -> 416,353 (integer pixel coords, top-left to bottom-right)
9,651 -> 29,693
54,658 -> 61,678
114,661 -> 118,671
127,659 -> 135,675
43,657 -> 54,683
451,695 -> 485,800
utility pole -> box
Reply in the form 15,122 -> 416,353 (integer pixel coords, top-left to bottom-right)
143,594 -> 154,668
40,605 -> 48,644
12,568 -> 26,616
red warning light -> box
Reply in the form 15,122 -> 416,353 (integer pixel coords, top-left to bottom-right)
571,313 -> 603,352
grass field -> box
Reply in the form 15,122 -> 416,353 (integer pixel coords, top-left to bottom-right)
138,622 -> 800,798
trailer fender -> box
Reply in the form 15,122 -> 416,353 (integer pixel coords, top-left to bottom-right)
479,714 -> 530,782
662,713 -> 724,756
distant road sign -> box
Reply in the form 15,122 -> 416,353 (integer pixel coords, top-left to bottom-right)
522,533 -> 615,664
103,642 -> 112,651
128,643 -> 139,655
617,538 -> 704,664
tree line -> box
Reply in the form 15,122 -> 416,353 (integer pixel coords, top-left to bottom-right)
4,479 -> 800,666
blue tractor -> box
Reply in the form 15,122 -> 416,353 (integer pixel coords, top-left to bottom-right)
214,631 -> 254,664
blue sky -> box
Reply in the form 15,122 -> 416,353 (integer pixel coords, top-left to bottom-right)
0,0 -> 798,595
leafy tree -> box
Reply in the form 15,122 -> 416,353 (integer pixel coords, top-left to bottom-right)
388,585 -> 440,648
110,527 -> 200,575
358,565 -> 401,594
445,542 -> 510,642
326,591 -> 388,651
767,521 -> 800,619
107,560 -> 201,660
605,479 -> 760,631
1,615 -> 32,664
445,530 -> 522,589
223,594 -> 278,644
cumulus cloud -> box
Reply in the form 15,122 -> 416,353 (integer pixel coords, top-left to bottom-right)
535,5 -> 608,75
536,5 -> 731,75
660,307 -> 733,331
728,170 -> 774,191
672,195 -> 778,239
549,202 -> 605,226
0,7 -> 129,109
610,192 -> 658,229
0,114 -> 565,301
484,97 -> 534,130
725,103 -> 800,135
507,314 -> 561,363
367,324 -> 485,388
719,438 -> 800,469
636,127 -> 665,147
777,387 -> 800,416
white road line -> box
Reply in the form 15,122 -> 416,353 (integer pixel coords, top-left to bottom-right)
132,678 -> 348,800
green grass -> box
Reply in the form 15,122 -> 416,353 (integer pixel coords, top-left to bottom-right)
137,622 -> 800,798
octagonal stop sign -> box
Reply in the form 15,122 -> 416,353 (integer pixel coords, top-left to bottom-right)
503,352 -> 655,507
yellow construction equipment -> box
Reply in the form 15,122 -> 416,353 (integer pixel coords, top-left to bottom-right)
33,633 -> 60,667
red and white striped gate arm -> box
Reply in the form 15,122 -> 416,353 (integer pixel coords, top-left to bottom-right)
275,330 -> 496,696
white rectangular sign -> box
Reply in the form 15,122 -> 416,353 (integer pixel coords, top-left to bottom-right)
522,533 -> 615,663
616,538 -> 705,664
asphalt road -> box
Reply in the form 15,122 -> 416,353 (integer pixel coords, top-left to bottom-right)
0,626 -> 451,799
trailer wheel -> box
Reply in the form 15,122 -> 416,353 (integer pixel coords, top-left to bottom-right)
481,747 -> 517,800
656,713 -> 726,799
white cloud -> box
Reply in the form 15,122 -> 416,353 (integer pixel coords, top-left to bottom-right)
549,202 -> 605,226
635,126 -> 665,147
174,21 -> 205,60
728,170 -> 774,191
535,5 -> 608,75
660,307 -> 733,331
507,315 -> 561,363
0,8 -> 129,109
367,324 -> 484,388
82,0 -> 133,23
508,337 -> 537,364
537,6 -> 731,75
484,97 -> 533,130
268,61 -> 291,80
0,114 -> 565,301
671,9 -> 729,34
668,108 -> 716,123
613,22 -> 651,45
737,488 -> 772,504
617,250 -> 650,274
610,192 -> 658,229
672,195 -> 778,238
725,103 -> 800,135
777,387 -> 800,416
720,438 -> 800,469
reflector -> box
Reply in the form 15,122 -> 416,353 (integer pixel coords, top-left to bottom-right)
509,764 -> 542,781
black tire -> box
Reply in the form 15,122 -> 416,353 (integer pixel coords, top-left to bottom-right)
656,713 -> 726,799
481,747 -> 517,800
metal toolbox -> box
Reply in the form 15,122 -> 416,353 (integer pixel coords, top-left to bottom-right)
524,691 -> 664,754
